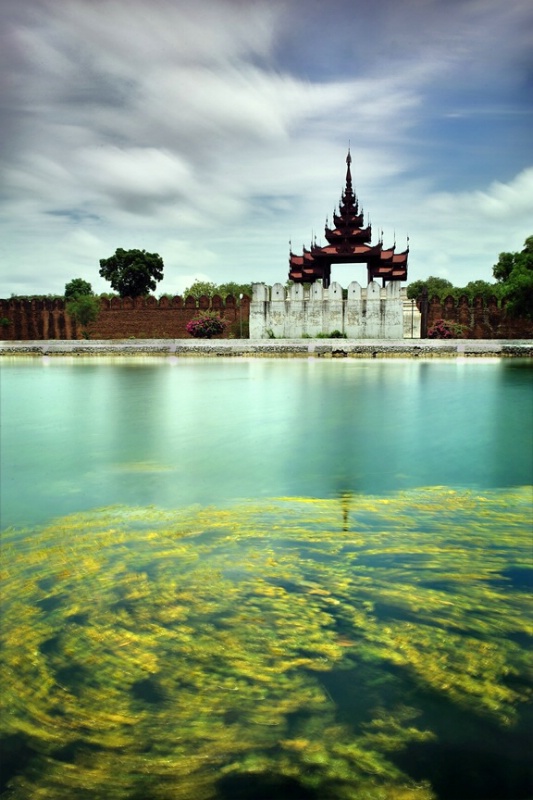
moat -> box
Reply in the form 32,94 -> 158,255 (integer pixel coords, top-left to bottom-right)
1,357 -> 532,800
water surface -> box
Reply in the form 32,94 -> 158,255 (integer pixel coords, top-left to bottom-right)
1,357 -> 531,527
1,357 -> 532,800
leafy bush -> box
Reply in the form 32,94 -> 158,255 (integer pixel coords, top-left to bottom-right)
427,319 -> 466,339
316,331 -> 347,338
66,295 -> 101,335
186,313 -> 227,339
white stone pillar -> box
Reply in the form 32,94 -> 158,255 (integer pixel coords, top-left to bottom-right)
328,281 -> 344,334
383,281 -> 404,339
250,283 -> 269,339
364,280 -> 382,338
403,292 -> 421,338
288,282 -> 305,337
346,281 -> 363,338
270,283 -> 286,338
307,281 -> 324,336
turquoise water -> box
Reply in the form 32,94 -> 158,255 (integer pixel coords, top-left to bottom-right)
1,357 -> 532,800
1,357 -> 532,528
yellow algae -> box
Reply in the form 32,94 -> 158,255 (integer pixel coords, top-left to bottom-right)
0,487 -> 531,799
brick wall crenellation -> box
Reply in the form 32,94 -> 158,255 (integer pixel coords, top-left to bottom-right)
423,294 -> 533,339
0,295 -> 251,340
1,293 -> 531,340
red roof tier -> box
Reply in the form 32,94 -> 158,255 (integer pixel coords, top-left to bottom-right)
289,150 -> 408,287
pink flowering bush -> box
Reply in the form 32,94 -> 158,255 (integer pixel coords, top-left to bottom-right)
186,312 -> 227,339
427,319 -> 467,339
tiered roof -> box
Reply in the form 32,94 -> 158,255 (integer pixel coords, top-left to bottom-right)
289,150 -> 408,287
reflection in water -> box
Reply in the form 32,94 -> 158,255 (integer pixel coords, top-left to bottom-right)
1,488 -> 531,800
1,358 -> 532,527
339,490 -> 354,532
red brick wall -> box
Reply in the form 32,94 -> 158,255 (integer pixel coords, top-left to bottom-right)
0,295 -> 251,340
1,293 -> 531,340
424,294 -> 533,339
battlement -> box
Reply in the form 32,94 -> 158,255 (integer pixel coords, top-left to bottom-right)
0,294 -> 249,340
250,281 -> 419,339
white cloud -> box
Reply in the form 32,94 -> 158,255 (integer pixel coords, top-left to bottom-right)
1,0 -> 531,297
391,168 -> 533,284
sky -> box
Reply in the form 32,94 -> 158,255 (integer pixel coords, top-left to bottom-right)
1,0 -> 532,298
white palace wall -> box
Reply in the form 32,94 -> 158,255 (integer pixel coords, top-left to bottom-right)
250,281 -> 421,339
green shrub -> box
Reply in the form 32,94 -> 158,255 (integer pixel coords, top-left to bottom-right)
316,331 -> 347,338
66,295 -> 101,337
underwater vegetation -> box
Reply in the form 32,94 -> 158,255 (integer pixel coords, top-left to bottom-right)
1,487 -> 532,800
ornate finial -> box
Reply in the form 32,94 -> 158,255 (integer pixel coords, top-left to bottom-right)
345,145 -> 353,196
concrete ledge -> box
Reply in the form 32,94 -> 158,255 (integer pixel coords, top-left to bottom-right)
1,339 -> 532,357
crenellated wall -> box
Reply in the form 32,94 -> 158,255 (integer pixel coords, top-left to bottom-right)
1,290 -> 531,340
425,294 -> 533,339
250,281 -> 418,339
0,295 -> 250,340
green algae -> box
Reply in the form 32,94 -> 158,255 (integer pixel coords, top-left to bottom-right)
1,487 -> 531,799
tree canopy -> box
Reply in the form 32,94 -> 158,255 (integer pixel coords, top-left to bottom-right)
493,236 -> 533,319
182,279 -> 252,300
406,276 -> 502,303
99,249 -> 164,298
182,280 -> 218,299
406,276 -> 454,301
65,278 -> 93,300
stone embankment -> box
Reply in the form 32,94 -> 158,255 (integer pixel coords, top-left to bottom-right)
1,339 -> 532,357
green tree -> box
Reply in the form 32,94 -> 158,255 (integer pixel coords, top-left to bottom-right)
217,282 -> 252,298
406,276 -> 454,300
182,280 -> 252,300
99,248 -> 164,298
494,237 -> 533,319
457,280 -> 502,302
66,295 -> 101,337
65,278 -> 93,300
492,252 -> 516,283
182,280 -> 218,299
